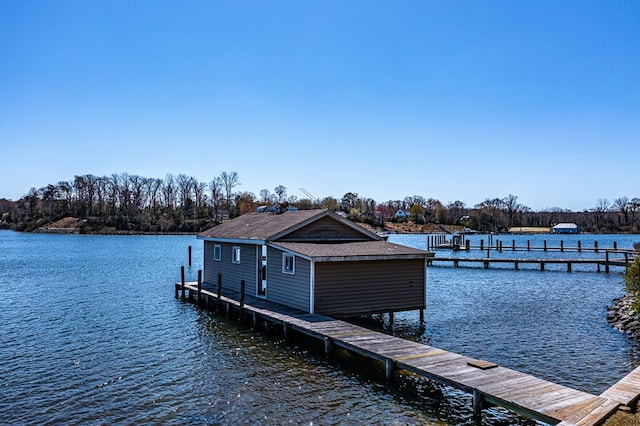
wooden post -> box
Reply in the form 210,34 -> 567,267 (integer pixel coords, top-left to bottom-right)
544,240 -> 547,251
606,251 -> 610,274
560,240 -> 564,252
527,240 -> 530,251
324,337 -> 333,355
197,269 -> 202,306
453,260 -> 459,267
389,311 -> 394,326
514,261 -> 519,270
283,323 -> 290,340
614,241 -> 617,250
181,265 -> 185,300
578,240 -> 582,252
174,282 -> 179,299
540,262 -> 545,271
466,239 -> 470,251
512,239 -> 515,251
420,308 -> 424,323
473,389 -> 484,419
217,273 -> 222,299
567,262 -> 572,272
385,358 -> 395,382
480,239 -> 484,250
484,261 -> 489,269
188,245 -> 192,267
595,241 -> 599,253
240,279 -> 245,307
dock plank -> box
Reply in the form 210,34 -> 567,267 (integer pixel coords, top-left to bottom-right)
600,365 -> 640,406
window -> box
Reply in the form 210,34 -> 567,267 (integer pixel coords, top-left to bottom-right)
283,253 -> 295,274
232,246 -> 241,264
213,244 -> 221,261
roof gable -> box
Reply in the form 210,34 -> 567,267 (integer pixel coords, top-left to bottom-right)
197,209 -> 381,243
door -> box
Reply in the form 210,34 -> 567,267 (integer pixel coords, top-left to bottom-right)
257,245 -> 267,297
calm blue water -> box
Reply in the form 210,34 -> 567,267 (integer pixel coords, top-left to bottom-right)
1,230 -> 638,425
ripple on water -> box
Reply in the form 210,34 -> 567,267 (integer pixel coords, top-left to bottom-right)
1,231 -> 639,425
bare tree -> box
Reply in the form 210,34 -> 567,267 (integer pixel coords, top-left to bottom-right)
259,189 -> 271,204
193,180 -> 208,219
220,171 -> 240,217
209,177 -> 224,221
162,174 -> 175,211
274,185 -> 287,204
614,196 -> 630,226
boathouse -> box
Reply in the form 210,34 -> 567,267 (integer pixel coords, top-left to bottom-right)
552,222 -> 580,234
197,209 -> 433,317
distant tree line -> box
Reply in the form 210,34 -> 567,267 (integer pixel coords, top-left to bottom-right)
1,171 -> 640,234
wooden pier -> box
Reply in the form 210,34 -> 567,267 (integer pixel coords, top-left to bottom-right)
427,253 -> 635,273
428,235 -> 633,256
175,276 -> 640,425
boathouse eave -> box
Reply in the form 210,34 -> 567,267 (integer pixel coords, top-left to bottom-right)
311,254 -> 430,262
197,236 -> 266,245
270,241 -> 433,263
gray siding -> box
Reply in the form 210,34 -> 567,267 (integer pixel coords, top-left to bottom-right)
314,259 -> 426,316
203,241 -> 258,295
265,246 -> 310,311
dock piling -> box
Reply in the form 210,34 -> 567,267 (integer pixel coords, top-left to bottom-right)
180,265 -> 185,300
197,270 -> 202,305
473,389 -> 484,420
385,359 -> 395,382
324,337 -> 333,355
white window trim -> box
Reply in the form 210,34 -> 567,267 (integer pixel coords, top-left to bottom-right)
282,253 -> 295,274
213,244 -> 221,261
232,246 -> 241,264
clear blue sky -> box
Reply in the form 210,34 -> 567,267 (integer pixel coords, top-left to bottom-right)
1,1 -> 638,211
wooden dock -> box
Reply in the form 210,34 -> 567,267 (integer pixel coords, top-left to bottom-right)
427,255 -> 634,272
429,236 -> 634,256
175,279 -> 640,425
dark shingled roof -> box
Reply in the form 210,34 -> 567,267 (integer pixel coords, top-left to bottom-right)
272,241 -> 432,262
197,209 -> 378,241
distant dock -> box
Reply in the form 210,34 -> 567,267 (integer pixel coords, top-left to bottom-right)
427,252 -> 635,273
428,235 -> 629,253
175,273 -> 640,425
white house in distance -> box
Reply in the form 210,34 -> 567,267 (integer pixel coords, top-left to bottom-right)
552,223 -> 581,234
